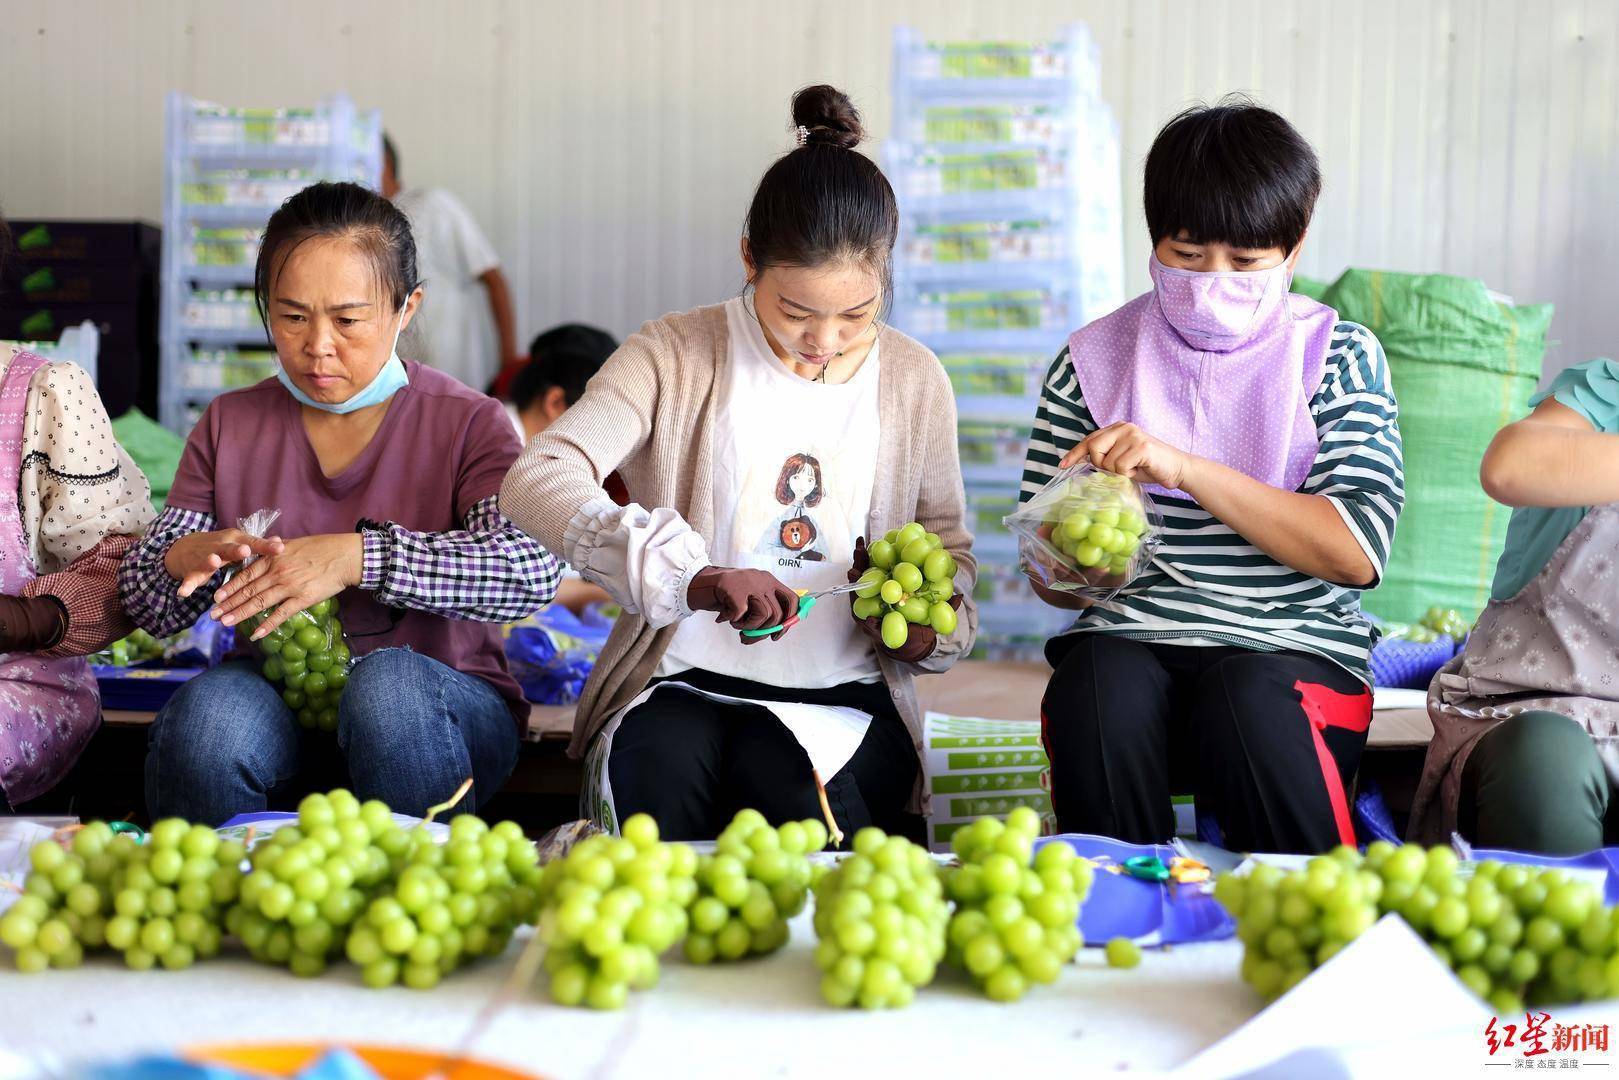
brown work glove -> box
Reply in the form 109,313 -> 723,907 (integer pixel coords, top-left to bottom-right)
0,595 -> 67,654
687,566 -> 800,644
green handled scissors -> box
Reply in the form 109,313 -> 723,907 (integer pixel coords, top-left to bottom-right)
741,581 -> 866,639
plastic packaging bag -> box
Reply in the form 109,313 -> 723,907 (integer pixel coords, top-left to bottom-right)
1003,464 -> 1162,599
229,508 -> 354,733
504,603 -> 612,705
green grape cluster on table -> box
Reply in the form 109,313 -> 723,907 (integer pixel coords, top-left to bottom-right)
230,790 -> 420,977
944,807 -> 1092,1002
534,813 -> 698,1010
1216,842 -> 1619,1015
93,628 -> 168,667
811,826 -> 950,1009
1,820 -> 244,973
685,810 -> 828,964
1045,471 -> 1149,576
241,598 -> 350,732
854,521 -> 959,650
343,812 -> 542,990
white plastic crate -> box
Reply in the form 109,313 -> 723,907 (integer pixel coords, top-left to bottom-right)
160,92 -> 382,430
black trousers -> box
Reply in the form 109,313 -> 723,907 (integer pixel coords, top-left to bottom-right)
1041,635 -> 1372,854
607,670 -> 918,845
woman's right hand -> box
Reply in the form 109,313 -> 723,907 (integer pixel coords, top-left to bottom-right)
1023,523 -> 1112,610
164,529 -> 286,599
686,566 -> 800,639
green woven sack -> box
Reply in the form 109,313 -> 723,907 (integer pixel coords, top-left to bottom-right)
1299,270 -> 1552,621
111,409 -> 186,513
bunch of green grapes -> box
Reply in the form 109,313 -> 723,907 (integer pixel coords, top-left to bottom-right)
944,808 -> 1092,1002
242,599 -> 351,732
854,522 -> 959,650
1217,842 -> 1619,1015
811,827 -> 949,1009
228,790 -> 404,976
344,814 -> 542,989
534,814 -> 699,1009
94,627 -> 168,667
1214,845 -> 1382,1002
1045,471 -> 1149,577
685,810 -> 828,964
2,820 -> 245,973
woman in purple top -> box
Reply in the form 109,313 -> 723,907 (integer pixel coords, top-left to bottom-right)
120,182 -> 561,825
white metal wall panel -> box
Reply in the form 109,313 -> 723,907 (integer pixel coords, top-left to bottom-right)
0,0 -> 1613,376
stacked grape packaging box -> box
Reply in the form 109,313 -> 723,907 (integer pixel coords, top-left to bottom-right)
230,509 -> 353,732
1005,464 -> 1161,598
852,520 -> 960,650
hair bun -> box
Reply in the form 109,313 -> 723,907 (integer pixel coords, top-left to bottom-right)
792,85 -> 864,150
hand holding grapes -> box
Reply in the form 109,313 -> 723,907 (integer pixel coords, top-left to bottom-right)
209,534 -> 363,640
1061,422 -> 1194,491
847,533 -> 961,664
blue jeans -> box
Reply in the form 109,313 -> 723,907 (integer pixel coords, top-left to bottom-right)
146,648 -> 520,825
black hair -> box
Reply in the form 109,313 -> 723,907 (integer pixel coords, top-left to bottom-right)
512,324 -> 620,412
744,85 -> 898,300
382,133 -> 398,178
1143,95 -> 1321,254
254,181 -> 420,329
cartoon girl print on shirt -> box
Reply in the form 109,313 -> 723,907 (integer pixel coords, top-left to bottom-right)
755,453 -> 828,565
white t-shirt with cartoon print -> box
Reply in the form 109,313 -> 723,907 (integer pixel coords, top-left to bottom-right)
658,296 -> 883,689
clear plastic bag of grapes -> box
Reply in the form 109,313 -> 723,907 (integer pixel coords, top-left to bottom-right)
1003,464 -> 1162,600
227,508 -> 355,734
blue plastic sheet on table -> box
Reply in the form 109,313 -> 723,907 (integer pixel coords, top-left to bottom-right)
1353,779 -> 1402,845
504,602 -> 613,705
1369,633 -> 1458,689
1034,832 -> 1236,946
1463,844 -> 1619,906
73,1049 -> 379,1080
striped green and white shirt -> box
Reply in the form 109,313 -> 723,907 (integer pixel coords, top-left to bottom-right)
1020,321 -> 1404,684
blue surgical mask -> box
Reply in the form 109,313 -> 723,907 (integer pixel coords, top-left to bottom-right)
276,305 -> 410,414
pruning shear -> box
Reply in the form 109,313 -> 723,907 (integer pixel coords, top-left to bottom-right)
1122,854 -> 1211,885
741,581 -> 866,639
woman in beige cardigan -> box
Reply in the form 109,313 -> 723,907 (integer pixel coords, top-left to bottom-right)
501,87 -> 976,842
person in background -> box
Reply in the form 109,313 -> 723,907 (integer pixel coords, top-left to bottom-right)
121,182 -> 560,825
492,321 -> 618,401
0,210 -> 156,810
500,86 -> 976,843
1409,358 -> 1619,853
1024,99 -> 1404,855
507,326 -> 625,613
381,134 -> 521,391
507,325 -> 618,443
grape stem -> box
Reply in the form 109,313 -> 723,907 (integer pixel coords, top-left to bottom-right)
812,770 -> 844,849
424,777 -> 475,825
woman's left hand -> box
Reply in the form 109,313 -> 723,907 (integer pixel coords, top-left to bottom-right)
1061,422 -> 1195,490
846,537 -> 963,663
209,533 -> 364,639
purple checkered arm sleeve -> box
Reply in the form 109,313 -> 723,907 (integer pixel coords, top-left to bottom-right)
357,495 -> 561,622
117,505 -> 222,637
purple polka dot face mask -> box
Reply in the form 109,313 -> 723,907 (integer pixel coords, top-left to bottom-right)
1068,252 -> 1337,502
1148,254 -> 1293,353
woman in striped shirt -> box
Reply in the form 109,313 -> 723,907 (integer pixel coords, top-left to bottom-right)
1024,100 -> 1404,854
